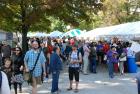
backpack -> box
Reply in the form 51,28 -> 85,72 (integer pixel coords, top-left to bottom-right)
0,71 -> 2,89
78,46 -> 84,57
89,47 -> 96,60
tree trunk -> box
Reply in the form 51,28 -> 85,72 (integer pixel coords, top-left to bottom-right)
21,1 -> 29,54
22,25 -> 29,54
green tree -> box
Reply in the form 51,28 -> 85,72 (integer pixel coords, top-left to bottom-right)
49,17 -> 66,32
102,0 -> 140,26
0,0 -> 104,53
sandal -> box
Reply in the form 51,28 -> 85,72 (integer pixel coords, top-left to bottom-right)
67,87 -> 72,91
74,89 -> 79,93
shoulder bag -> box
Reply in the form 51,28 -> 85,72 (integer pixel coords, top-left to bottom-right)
24,50 -> 41,84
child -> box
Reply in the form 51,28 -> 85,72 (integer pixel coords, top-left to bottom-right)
1,58 -> 13,89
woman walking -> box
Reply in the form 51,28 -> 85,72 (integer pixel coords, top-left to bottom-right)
12,47 -> 24,94
107,46 -> 118,78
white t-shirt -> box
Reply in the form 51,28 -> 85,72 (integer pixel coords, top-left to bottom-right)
71,51 -> 78,61
69,51 -> 82,68
0,71 -> 11,94
127,47 -> 135,58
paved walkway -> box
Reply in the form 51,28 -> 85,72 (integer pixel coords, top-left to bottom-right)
12,65 -> 137,94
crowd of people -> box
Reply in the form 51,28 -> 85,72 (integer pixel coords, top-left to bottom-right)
0,37 -> 138,94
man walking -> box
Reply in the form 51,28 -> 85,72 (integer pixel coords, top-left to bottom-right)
24,40 -> 46,94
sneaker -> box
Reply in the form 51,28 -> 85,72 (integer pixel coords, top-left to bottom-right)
93,71 -> 97,74
51,91 -> 59,94
67,87 -> 72,91
43,78 -> 48,83
83,73 -> 88,75
110,76 -> 114,79
74,89 -> 79,93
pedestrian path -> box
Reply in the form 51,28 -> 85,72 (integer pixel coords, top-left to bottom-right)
11,65 -> 137,94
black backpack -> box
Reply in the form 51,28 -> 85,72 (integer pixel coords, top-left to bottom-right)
0,71 -> 2,89
78,46 -> 84,57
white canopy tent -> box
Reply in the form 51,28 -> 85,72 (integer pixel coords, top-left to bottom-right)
79,25 -> 118,39
49,31 -> 63,38
79,21 -> 140,40
27,32 -> 48,37
108,21 -> 140,35
35,32 -> 48,37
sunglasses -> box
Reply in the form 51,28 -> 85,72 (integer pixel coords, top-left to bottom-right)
15,50 -> 20,51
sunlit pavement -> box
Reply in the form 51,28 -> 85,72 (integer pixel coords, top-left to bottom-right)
11,65 -> 137,94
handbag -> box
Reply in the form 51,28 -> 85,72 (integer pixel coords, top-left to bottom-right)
104,55 -> 107,61
24,71 -> 30,81
24,50 -> 41,84
11,74 -> 24,83
119,56 -> 127,62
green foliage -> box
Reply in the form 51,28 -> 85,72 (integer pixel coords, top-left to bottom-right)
0,0 -> 104,33
102,0 -> 140,25
78,13 -> 103,30
50,18 -> 66,32
1,0 -> 139,33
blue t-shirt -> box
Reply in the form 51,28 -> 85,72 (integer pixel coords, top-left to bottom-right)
96,44 -> 103,52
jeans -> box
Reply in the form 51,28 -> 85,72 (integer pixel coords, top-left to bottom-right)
51,71 -> 60,93
138,83 -> 140,94
137,79 -> 140,94
90,57 -> 96,73
107,61 -> 114,78
136,72 -> 140,94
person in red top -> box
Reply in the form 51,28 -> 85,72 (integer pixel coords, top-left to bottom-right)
103,41 -> 110,64
47,37 -> 53,54
103,41 -> 110,54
